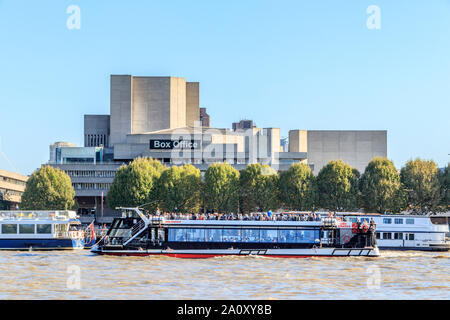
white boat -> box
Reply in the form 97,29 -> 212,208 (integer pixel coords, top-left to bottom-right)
0,210 -> 85,250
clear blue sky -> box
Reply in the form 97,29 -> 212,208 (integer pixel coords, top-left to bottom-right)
0,0 -> 449,175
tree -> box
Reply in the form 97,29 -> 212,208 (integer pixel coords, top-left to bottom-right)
21,166 -> 76,210
279,163 -> 317,210
360,157 -> 404,214
204,163 -> 240,213
106,157 -> 164,212
316,160 -> 360,211
239,164 -> 279,213
400,159 -> 441,213
440,164 -> 449,210
156,164 -> 202,213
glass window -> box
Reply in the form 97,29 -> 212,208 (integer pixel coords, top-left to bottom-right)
19,224 -> 35,234
383,232 -> 392,240
361,218 -> 370,223
408,233 -> 415,241
168,228 -> 187,242
394,232 -> 403,240
222,229 -> 241,242
406,219 -> 414,225
2,224 -> 17,234
278,229 -> 296,243
205,229 -> 222,242
296,229 -> 318,243
376,232 -> 381,239
383,218 -> 392,224
260,229 -> 278,243
394,218 -> 403,224
241,229 -> 260,242
36,224 -> 52,234
186,229 -> 205,242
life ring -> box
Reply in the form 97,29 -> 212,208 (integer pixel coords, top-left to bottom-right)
362,224 -> 369,233
343,235 -> 351,243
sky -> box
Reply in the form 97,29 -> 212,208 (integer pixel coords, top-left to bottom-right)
0,0 -> 449,175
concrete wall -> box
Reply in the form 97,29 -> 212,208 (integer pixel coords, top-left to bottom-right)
307,130 -> 387,175
84,115 -> 110,147
110,75 -> 132,145
186,82 -> 200,127
169,77 -> 187,129
288,130 -> 308,153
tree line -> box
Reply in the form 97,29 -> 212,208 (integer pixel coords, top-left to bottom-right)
20,157 -> 449,214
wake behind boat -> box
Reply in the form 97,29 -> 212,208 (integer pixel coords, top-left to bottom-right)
91,208 -> 380,258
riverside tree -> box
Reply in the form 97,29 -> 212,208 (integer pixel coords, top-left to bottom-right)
400,159 -> 441,213
279,163 -> 317,211
106,157 -> 164,212
440,164 -> 450,210
359,157 -> 404,214
21,166 -> 76,210
239,164 -> 279,213
204,163 -> 240,213
156,164 -> 202,213
316,160 -> 360,212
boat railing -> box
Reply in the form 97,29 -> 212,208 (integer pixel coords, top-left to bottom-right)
0,211 -> 76,221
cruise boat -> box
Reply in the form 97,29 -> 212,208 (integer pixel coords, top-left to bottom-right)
336,213 -> 450,251
91,208 -> 380,258
0,210 -> 85,250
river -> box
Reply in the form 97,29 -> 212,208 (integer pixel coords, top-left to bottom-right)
0,250 -> 448,299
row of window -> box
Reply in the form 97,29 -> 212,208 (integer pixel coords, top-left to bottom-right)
73,183 -> 112,190
65,170 -> 116,178
85,134 -> 108,147
376,232 -> 415,240
1,224 -> 52,234
168,228 -> 320,243
382,218 -> 414,225
0,176 -> 27,186
0,188 -> 24,197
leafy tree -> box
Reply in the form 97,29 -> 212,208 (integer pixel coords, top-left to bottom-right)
400,159 -> 441,213
204,163 -> 240,213
440,164 -> 450,210
156,164 -> 202,213
21,166 -> 76,210
360,157 -> 404,214
316,160 -> 360,211
279,163 -> 317,210
106,157 -> 164,212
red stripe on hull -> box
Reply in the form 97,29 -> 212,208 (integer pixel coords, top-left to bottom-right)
95,252 -> 342,258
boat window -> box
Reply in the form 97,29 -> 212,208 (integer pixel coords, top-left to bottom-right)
222,229 -> 241,242
296,229 -> 318,243
241,229 -> 260,242
394,218 -> 403,224
278,230 -> 296,243
383,218 -> 392,224
376,232 -> 380,239
408,233 -> 415,241
205,229 -> 222,242
361,218 -> 370,223
2,224 -> 17,234
406,219 -> 414,225
36,224 -> 52,234
186,228 -> 205,242
349,218 -> 358,223
168,228 -> 187,242
383,232 -> 392,240
260,229 -> 278,243
394,232 -> 403,240
19,224 -> 35,234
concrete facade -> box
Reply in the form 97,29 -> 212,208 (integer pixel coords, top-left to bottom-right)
110,75 -> 133,145
0,169 -> 28,209
186,82 -> 200,127
84,115 -> 110,147
306,130 -> 387,174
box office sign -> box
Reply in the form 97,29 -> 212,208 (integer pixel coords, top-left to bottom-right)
150,139 -> 201,150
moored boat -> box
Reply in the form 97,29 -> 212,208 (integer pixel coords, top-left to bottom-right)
91,208 -> 380,258
0,210 -> 84,250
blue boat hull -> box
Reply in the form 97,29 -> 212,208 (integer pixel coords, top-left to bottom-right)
0,238 -> 84,250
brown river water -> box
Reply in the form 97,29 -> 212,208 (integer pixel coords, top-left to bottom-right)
0,250 -> 448,300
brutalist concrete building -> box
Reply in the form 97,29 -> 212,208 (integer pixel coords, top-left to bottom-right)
48,75 -> 387,221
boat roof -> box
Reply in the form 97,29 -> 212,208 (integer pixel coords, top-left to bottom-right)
0,210 -> 78,221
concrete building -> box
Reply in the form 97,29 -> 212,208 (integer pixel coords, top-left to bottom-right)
0,169 -> 28,210
200,108 -> 210,127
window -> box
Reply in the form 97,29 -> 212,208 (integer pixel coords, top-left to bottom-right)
260,229 -> 278,243
406,219 -> 414,225
222,229 -> 241,242
376,232 -> 381,239
2,224 -> 17,234
394,232 -> 403,240
394,218 -> 403,224
278,230 -> 296,243
383,232 -> 392,240
168,228 -> 187,242
383,218 -> 392,224
205,229 -> 222,242
19,224 -> 35,234
186,229 -> 205,242
408,233 -> 415,241
296,230 -> 318,243
241,229 -> 260,242
36,224 -> 52,234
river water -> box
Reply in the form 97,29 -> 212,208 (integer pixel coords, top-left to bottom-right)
0,250 -> 448,300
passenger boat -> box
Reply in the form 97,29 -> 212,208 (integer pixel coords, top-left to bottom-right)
91,208 -> 380,258
337,213 -> 450,251
0,210 -> 85,250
